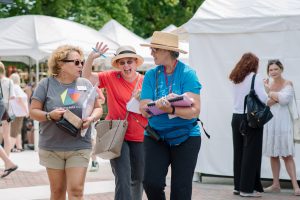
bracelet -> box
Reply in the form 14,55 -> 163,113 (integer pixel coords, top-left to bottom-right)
171,105 -> 175,115
46,112 -> 52,121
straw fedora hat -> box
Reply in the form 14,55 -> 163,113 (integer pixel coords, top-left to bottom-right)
111,46 -> 144,68
141,31 -> 187,54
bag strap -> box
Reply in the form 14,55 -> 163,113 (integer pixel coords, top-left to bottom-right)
8,80 -> 11,109
124,74 -> 140,120
131,74 -> 140,98
43,77 -> 50,111
250,74 -> 256,91
243,74 -> 257,115
0,79 -> 3,99
197,118 -> 210,139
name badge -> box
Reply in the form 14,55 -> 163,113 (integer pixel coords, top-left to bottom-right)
77,86 -> 87,91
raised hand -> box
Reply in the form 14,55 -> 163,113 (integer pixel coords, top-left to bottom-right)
90,42 -> 109,60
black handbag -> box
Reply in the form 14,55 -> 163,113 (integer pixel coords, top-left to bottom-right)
56,110 -> 82,137
242,74 -> 273,130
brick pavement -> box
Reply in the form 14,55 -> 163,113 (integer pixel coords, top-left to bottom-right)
0,151 -> 298,200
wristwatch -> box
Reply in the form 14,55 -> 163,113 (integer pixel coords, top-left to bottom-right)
46,112 -> 52,121
171,105 -> 176,115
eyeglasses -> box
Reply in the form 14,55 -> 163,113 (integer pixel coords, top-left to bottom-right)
61,59 -> 84,66
118,60 -> 135,66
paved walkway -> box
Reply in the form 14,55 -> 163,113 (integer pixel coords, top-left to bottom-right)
0,151 -> 298,200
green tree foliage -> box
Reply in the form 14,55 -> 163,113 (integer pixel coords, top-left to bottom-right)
128,0 -> 204,38
0,0 -> 204,38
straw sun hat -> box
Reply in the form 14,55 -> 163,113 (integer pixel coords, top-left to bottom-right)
141,31 -> 187,54
111,46 -> 144,68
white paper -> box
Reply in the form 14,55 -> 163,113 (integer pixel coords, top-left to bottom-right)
126,97 -> 141,114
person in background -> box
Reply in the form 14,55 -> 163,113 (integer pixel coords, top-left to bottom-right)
83,43 -> 147,200
30,45 -> 102,199
9,73 -> 29,152
0,79 -> 18,178
263,59 -> 300,196
24,82 -> 36,150
139,31 -> 202,200
229,52 -> 268,197
0,61 -> 16,156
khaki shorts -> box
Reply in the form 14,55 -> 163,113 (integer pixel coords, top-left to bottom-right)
39,149 -> 92,170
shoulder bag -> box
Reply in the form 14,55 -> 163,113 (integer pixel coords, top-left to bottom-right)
94,74 -> 140,159
240,74 -> 273,134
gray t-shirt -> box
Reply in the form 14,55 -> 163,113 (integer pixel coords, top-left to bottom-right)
32,76 -> 95,151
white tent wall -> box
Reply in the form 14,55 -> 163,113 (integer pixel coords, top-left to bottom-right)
184,0 -> 300,179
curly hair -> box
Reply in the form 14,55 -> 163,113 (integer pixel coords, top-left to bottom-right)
48,45 -> 84,76
229,52 -> 259,84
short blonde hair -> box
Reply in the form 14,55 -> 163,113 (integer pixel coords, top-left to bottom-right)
47,45 -> 84,76
10,73 -> 21,85
0,61 -> 5,75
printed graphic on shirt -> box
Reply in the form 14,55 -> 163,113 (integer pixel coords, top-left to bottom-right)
60,88 -> 81,105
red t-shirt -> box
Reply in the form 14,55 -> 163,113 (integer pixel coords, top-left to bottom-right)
98,71 -> 147,142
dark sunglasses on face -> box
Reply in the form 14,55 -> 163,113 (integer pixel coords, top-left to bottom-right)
61,59 -> 84,66
150,47 -> 159,53
118,60 -> 134,66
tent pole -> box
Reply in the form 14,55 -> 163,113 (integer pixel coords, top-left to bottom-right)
29,57 -> 33,83
36,59 -> 39,82
34,59 -> 39,151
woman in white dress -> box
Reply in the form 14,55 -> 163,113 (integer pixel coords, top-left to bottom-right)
263,59 -> 300,196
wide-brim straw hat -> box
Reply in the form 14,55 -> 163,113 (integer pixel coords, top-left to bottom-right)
111,46 -> 144,68
141,31 -> 187,54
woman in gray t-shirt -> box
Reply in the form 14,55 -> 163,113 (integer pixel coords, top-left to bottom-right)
30,45 -> 102,199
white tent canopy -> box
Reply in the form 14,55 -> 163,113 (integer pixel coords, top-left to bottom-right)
0,15 -> 119,66
183,0 -> 300,179
99,19 -> 153,70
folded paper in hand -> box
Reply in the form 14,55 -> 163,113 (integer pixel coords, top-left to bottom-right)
145,94 -> 193,116
126,97 -> 141,114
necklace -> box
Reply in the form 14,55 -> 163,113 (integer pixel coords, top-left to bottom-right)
163,60 -> 178,94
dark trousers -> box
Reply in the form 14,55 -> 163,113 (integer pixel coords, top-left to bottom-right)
143,136 -> 201,200
231,114 -> 263,193
110,141 -> 144,200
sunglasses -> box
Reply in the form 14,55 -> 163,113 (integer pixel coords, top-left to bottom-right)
61,59 -> 84,66
150,48 -> 159,53
118,60 -> 135,66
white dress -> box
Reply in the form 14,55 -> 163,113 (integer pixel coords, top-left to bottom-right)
263,85 -> 295,157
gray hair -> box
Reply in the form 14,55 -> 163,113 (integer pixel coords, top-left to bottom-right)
170,51 -> 179,59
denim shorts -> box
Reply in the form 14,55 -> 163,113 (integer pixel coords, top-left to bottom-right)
39,149 -> 91,169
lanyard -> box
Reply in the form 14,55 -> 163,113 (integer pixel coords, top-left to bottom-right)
163,60 -> 178,94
